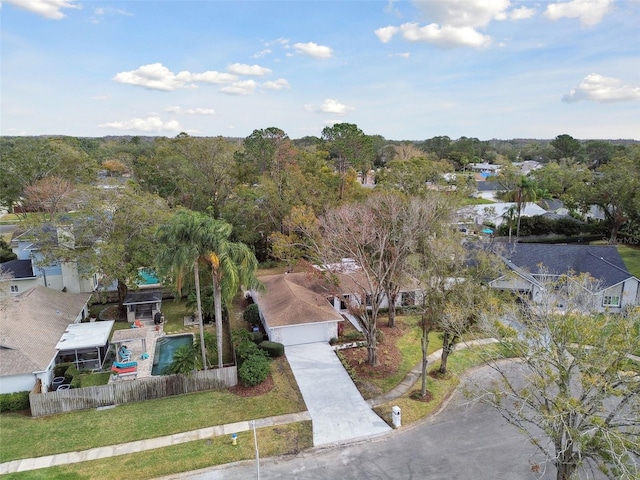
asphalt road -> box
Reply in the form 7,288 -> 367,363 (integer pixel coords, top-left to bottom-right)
0,224 -> 17,237
167,364 -> 608,480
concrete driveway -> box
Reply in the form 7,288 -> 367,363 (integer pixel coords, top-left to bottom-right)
285,343 -> 391,446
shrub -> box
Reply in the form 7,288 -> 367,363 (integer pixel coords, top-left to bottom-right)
243,303 -> 261,327
236,340 -> 268,365
238,353 -> 271,387
258,341 -> 285,358
70,375 -> 82,389
231,328 -> 252,348
64,364 -> 79,385
342,331 -> 364,342
53,362 -> 73,378
0,391 -> 30,413
251,331 -> 265,343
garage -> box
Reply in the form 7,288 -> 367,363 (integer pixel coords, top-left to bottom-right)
253,273 -> 343,347
269,321 -> 337,347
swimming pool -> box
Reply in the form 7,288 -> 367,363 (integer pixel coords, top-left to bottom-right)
151,334 -> 194,375
137,268 -> 161,287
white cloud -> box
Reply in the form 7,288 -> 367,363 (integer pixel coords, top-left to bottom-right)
6,0 -> 80,19
392,52 -> 410,58
91,5 -> 133,23
375,26 -> 400,43
189,71 -> 238,84
412,0 -> 511,28
220,80 -> 259,96
320,99 -> 353,115
99,116 -> 182,132
377,0 -> 533,48
113,63 -> 237,91
399,23 -> 492,48
562,74 -> 640,103
165,106 -> 215,115
509,6 -> 536,20
545,0 -> 613,26
252,49 -> 272,58
227,63 -> 272,76
262,79 -> 290,90
293,42 -> 333,59
264,37 -> 290,47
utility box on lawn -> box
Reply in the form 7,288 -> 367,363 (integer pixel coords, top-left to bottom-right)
392,405 -> 401,428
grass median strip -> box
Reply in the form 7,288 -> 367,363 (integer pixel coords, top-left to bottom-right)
1,422 -> 313,480
0,358 -> 305,463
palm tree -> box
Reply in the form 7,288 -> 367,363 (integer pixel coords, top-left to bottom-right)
164,344 -> 201,375
505,176 -> 537,240
201,221 -> 262,368
156,210 -> 220,370
157,210 -> 262,370
502,205 -> 517,243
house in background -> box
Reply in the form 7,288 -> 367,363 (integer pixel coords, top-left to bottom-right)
0,286 -> 95,394
461,202 -> 549,230
8,228 -> 98,295
0,258 -> 42,295
490,243 -> 640,313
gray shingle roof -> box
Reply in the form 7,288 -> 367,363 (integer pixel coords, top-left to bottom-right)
0,286 -> 92,376
0,259 -> 35,279
500,243 -> 633,288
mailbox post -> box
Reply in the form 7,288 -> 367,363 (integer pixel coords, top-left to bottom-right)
392,406 -> 401,428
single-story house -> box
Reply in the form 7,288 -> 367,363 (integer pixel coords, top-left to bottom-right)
0,286 -> 94,394
251,261 -> 423,346
490,243 -> 640,313
252,272 -> 344,346
462,202 -> 548,228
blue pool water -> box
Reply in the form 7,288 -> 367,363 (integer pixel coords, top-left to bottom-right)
151,334 -> 194,375
138,269 -> 160,286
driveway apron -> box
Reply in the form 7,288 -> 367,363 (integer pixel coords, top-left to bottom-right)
285,343 -> 391,446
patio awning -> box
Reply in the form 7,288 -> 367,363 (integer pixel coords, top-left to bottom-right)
56,321 -> 114,350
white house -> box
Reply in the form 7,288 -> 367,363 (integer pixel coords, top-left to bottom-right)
0,286 -> 94,394
462,202 -> 548,228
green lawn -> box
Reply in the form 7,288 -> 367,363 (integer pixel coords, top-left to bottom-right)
1,422 -> 313,480
371,316 -> 440,394
0,357 -> 305,463
617,244 -> 640,279
374,344 -> 506,425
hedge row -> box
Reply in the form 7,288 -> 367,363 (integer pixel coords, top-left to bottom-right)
0,391 -> 30,413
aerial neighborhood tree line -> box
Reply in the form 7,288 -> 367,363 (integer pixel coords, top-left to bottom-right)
1,126 -> 639,480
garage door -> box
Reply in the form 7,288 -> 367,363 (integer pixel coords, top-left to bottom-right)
276,322 -> 334,346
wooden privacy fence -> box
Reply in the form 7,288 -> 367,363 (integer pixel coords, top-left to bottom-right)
29,366 -> 237,417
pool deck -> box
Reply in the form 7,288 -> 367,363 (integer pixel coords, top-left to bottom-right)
110,320 -> 165,382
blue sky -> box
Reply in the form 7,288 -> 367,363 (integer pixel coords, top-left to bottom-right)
2,0 -> 639,140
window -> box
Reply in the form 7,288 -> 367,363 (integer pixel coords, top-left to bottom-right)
401,291 -> 416,307
10,285 -> 18,293
603,295 -> 620,307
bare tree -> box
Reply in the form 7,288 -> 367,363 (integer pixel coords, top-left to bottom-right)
317,192 -> 451,365
23,176 -> 75,220
474,273 -> 640,480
